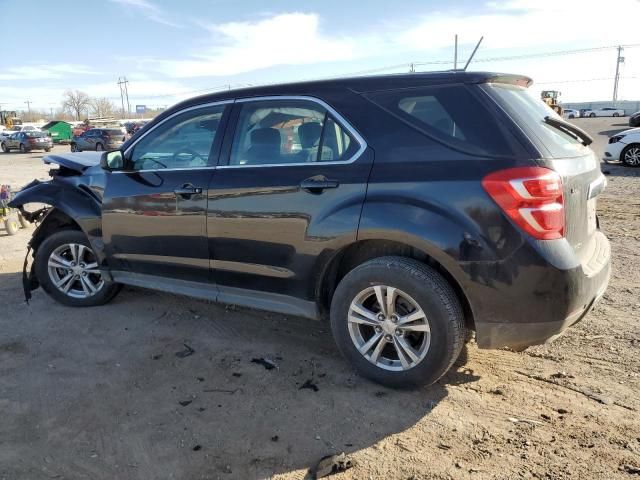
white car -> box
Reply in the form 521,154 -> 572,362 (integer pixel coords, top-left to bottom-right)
604,127 -> 640,166
582,107 -> 625,118
0,125 -> 40,140
563,109 -> 579,119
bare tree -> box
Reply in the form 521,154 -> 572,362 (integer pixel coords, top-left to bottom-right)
90,97 -> 116,118
62,90 -> 90,120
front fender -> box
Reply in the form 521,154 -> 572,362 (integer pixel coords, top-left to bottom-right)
9,179 -> 105,262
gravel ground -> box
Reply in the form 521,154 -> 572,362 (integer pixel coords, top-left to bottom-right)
0,118 -> 638,480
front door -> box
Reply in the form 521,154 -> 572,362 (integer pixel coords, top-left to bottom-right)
102,103 -> 229,282
207,98 -> 372,303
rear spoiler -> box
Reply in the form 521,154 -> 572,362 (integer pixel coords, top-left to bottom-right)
472,74 -> 533,88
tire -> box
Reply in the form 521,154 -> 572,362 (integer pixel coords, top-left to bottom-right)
70,143 -> 78,152
95,143 -> 104,151
330,256 -> 465,388
613,113 -> 619,117
4,218 -> 19,235
568,115 -> 575,119
1,142 -> 7,153
18,214 -> 28,229
19,143 -> 26,153
34,230 -> 121,307
45,148 -> 51,152
589,113 -> 596,118
621,144 -> 640,167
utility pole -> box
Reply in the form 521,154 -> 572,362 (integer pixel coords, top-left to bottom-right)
24,100 -> 31,118
117,76 -> 130,118
454,34 -> 458,70
409,62 -> 415,73
612,45 -> 624,103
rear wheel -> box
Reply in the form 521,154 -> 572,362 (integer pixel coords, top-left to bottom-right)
4,218 -> 19,235
95,143 -> 104,151
330,256 -> 465,388
70,143 -> 78,152
568,114 -> 575,119
19,143 -> 26,153
621,144 -> 640,167
35,230 -> 120,307
589,113 -> 596,118
18,214 -> 28,229
613,112 -> 620,117
45,147 -> 51,152
1,142 -> 8,153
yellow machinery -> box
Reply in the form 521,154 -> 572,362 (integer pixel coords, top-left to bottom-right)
541,91 -> 563,116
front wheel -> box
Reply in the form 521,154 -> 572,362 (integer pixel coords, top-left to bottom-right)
621,144 -> 640,167
19,143 -> 26,153
613,113 -> 619,117
34,230 -> 120,307
330,257 -> 465,388
70,143 -> 78,152
589,113 -> 596,118
4,218 -> 19,235
95,143 -> 104,151
1,142 -> 7,153
45,148 -> 51,152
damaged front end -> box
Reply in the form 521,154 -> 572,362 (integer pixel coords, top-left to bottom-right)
8,152 -> 106,301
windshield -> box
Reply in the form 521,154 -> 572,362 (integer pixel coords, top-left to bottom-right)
483,83 -> 587,158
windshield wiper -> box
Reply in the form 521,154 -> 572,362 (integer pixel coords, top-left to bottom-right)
544,116 -> 593,146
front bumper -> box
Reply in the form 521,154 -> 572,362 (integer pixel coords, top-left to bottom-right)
603,141 -> 625,161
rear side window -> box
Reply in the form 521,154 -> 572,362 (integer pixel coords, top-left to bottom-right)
366,85 -> 518,157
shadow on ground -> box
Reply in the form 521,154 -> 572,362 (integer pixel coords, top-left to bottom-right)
0,271 -> 479,479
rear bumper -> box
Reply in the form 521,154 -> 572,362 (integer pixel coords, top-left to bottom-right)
471,231 -> 611,350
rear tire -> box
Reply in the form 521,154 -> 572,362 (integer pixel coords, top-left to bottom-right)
95,143 -> 104,151
621,144 -> 640,167
589,113 -> 596,118
19,143 -> 26,153
1,142 -> 7,153
568,114 -> 575,119
34,230 -> 121,307
613,113 -> 619,117
70,143 -> 78,152
330,256 -> 465,388
45,148 -> 51,152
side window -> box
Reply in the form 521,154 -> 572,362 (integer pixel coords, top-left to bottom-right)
229,100 -> 358,166
129,105 -> 225,171
366,85 -> 517,157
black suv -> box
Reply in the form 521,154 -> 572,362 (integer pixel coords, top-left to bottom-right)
11,72 -> 611,387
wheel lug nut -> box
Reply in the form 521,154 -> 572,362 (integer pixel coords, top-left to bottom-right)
385,334 -> 392,341
396,329 -> 402,336
375,326 -> 382,333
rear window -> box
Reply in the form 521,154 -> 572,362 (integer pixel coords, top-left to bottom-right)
25,131 -> 46,137
482,83 -> 587,158
365,84 -> 519,157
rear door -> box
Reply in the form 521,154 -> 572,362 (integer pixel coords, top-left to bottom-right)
102,102 -> 230,282
207,96 -> 372,303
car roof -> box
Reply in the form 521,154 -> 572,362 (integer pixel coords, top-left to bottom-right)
158,70 -> 531,116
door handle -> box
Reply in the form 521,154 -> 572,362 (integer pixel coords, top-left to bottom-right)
174,184 -> 203,198
300,176 -> 339,193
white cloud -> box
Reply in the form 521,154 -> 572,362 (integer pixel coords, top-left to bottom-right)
150,13 -> 356,78
109,0 -> 181,27
0,64 -> 99,81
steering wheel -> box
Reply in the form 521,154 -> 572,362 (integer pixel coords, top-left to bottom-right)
173,148 -> 207,167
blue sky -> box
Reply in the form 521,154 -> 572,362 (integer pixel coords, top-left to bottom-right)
2,0 -> 639,113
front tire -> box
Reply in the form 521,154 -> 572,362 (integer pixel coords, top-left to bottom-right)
613,113 -> 619,117
95,143 -> 104,151
4,218 -> 19,235
621,144 -> 640,167
19,143 -> 26,153
330,257 -> 465,388
35,230 -> 120,307
70,143 -> 78,152
589,113 -> 596,118
1,142 -> 7,153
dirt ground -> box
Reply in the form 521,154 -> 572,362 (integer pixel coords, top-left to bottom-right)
0,118 -> 638,480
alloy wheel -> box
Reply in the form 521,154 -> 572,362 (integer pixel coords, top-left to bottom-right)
47,243 -> 104,299
347,285 -> 431,371
624,147 -> 640,166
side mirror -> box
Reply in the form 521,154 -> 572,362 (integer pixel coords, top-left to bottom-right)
100,150 -> 124,171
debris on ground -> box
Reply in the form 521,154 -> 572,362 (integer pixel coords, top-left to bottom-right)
310,452 -> 355,479
175,343 -> 195,358
299,379 -> 319,392
271,435 -> 279,442
192,445 -> 202,452
620,464 -> 640,475
251,357 -> 277,370
179,399 -> 192,407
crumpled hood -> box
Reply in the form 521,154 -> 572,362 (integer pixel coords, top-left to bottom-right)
43,152 -> 102,173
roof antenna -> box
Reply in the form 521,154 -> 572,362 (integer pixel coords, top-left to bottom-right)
463,36 -> 484,71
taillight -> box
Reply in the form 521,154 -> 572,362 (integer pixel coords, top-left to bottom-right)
28,138 -> 36,144
482,167 -> 564,240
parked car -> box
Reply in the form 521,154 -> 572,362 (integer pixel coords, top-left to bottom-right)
1,131 -> 53,153
10,71 -> 610,388
604,127 -> 640,166
582,107 -> 625,118
70,128 -> 126,152
0,124 -> 40,141
628,111 -> 640,127
562,109 -> 579,119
